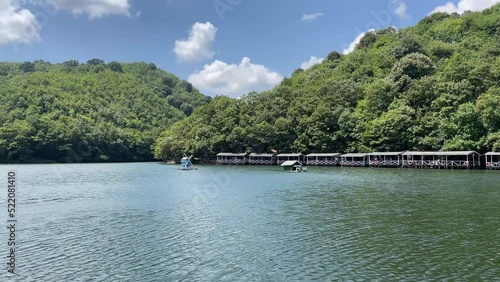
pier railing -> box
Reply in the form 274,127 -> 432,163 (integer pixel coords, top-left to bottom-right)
213,151 -> 496,170
486,162 -> 500,169
369,160 -> 401,167
340,161 -> 367,167
306,160 -> 338,166
402,160 -> 480,169
216,159 -> 247,165
248,159 -> 275,165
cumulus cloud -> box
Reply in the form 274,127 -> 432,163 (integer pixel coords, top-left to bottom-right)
0,0 -> 131,45
0,0 -> 40,44
188,57 -> 283,97
301,12 -> 324,22
300,56 -> 324,70
343,29 -> 375,55
431,0 -> 500,14
394,2 -> 410,19
48,0 -> 131,18
174,22 -> 217,63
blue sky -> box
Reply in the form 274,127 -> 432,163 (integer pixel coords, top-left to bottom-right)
0,0 -> 498,97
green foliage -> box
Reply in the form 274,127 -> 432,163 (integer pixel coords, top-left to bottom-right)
356,31 -> 378,50
392,34 -> 425,59
155,5 -> 500,158
19,61 -> 35,73
87,58 -> 105,65
390,53 -> 436,81
441,103 -> 485,151
476,86 -> 500,133
108,61 -> 123,73
365,105 -> 416,151
0,61 -> 210,163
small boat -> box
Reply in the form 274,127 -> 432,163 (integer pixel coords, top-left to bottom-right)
281,161 -> 307,172
178,155 -> 198,171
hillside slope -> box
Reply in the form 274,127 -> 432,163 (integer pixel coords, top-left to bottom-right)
155,5 -> 500,161
0,60 -> 211,163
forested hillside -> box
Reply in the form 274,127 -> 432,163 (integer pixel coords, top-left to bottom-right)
155,5 -> 500,161
0,60 -> 210,163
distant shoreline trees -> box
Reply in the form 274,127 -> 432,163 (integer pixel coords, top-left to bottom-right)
0,60 -> 211,163
154,5 -> 500,161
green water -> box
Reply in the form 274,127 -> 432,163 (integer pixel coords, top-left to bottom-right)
0,163 -> 499,281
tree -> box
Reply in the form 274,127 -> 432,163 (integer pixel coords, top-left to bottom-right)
356,31 -> 377,50
87,59 -> 105,65
485,132 -> 500,152
19,61 -> 35,73
393,35 -> 425,59
0,120 -> 35,162
177,80 -> 193,92
364,80 -> 398,115
476,87 -> 500,132
429,41 -> 454,60
108,61 -> 123,73
441,103 -> 485,151
390,53 -> 436,81
0,61 -> 210,163
365,105 -> 416,151
292,68 -> 304,76
326,51 -> 342,62
62,60 -> 79,72
402,76 -> 438,109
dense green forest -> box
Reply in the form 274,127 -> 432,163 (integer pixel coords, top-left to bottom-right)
0,60 -> 210,163
155,5 -> 500,161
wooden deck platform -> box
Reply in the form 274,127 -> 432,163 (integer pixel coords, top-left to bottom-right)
368,152 -> 404,167
248,153 -> 275,165
340,153 -> 368,167
401,151 -> 481,169
216,153 -> 247,165
305,153 -> 341,166
276,153 -> 303,165
486,152 -> 500,170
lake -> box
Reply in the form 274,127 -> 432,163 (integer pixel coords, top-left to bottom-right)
0,163 -> 499,281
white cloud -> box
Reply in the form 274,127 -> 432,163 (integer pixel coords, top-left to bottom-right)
174,22 -> 217,63
0,0 -> 131,45
394,2 -> 410,19
49,0 -> 131,19
343,29 -> 375,55
188,57 -> 283,97
431,0 -> 500,14
0,0 -> 40,44
301,12 -> 324,22
300,56 -> 324,70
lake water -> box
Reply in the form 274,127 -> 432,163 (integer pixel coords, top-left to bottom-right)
0,163 -> 499,281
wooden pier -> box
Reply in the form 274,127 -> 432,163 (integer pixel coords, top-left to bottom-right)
401,151 -> 481,169
340,153 -> 368,167
216,153 -> 248,165
305,153 -> 341,166
276,153 -> 303,165
368,152 -> 403,167
486,152 -> 500,170
248,153 -> 276,165
214,151 -> 496,170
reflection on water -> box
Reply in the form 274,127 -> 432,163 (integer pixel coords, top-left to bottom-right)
0,163 -> 499,281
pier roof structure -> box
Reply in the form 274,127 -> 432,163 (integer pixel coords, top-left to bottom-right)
402,151 -> 480,156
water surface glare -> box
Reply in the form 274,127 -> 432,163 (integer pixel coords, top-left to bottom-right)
0,163 -> 499,281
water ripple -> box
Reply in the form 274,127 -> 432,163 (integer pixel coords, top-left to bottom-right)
0,164 -> 499,281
